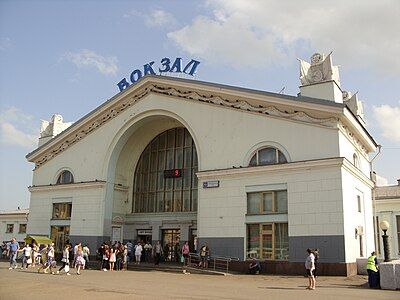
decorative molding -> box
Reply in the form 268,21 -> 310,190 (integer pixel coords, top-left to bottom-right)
32,84 -> 338,169
197,157 -> 345,180
337,120 -> 368,157
28,181 -> 106,192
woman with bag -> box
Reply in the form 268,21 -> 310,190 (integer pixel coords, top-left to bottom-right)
75,245 -> 85,275
57,245 -> 71,275
181,242 -> 190,266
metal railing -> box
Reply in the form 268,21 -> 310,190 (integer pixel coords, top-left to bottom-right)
186,253 -> 239,273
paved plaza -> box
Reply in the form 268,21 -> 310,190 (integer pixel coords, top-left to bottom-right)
0,262 -> 398,300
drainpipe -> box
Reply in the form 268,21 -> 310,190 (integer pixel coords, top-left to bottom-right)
370,145 -> 382,255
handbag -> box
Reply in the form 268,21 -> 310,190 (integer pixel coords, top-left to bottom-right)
64,264 -> 70,273
27,258 -> 32,264
180,255 -> 184,263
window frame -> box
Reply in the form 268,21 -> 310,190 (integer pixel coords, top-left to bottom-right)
56,170 -> 74,185
357,195 -> 362,213
52,202 -> 72,220
132,127 -> 198,214
246,190 -> 288,215
19,224 -> 27,234
246,222 -> 289,260
6,224 -> 14,233
249,147 -> 287,167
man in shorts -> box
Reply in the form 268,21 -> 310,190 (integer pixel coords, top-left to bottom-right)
305,248 -> 316,290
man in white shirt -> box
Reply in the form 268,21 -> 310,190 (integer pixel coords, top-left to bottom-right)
305,248 -> 316,290
21,243 -> 32,269
135,242 -> 143,264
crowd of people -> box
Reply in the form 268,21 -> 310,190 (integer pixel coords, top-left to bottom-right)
3,236 -> 218,276
3,237 -> 92,275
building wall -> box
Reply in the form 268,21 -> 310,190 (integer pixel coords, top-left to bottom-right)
197,159 -> 358,263
375,184 -> 400,259
27,89 -> 375,263
29,92 -> 341,238
0,213 -> 28,243
27,184 -> 106,250
341,166 -> 374,263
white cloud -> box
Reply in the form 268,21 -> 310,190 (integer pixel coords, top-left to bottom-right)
373,104 -> 400,144
63,49 -> 118,75
145,9 -> 177,28
123,8 -> 177,28
0,37 -> 12,51
168,0 -> 400,74
0,107 -> 38,148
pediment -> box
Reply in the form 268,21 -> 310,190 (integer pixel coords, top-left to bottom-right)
26,75 -> 350,169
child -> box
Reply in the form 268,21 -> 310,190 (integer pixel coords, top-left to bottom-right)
109,248 -> 116,271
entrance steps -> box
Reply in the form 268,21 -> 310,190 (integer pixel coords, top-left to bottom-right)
127,262 -> 228,276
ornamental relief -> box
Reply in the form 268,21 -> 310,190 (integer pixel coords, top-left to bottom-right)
337,121 -> 369,157
34,84 -> 339,169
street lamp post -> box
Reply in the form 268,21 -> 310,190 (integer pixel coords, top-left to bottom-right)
379,220 -> 391,262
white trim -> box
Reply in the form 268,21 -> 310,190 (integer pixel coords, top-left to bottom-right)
29,181 -> 106,192
197,157 -> 344,179
246,214 -> 288,223
245,183 -> 287,193
51,197 -> 72,204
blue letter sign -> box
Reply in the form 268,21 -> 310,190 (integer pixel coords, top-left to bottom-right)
117,57 -> 200,92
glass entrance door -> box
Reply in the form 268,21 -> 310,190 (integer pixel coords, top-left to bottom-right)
162,229 -> 180,262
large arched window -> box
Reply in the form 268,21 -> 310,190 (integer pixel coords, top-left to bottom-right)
133,127 -> 198,213
56,170 -> 74,184
249,147 -> 287,166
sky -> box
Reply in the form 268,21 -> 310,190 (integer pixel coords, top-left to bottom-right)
0,0 -> 399,211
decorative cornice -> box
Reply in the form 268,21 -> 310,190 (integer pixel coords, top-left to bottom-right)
150,85 -> 338,126
196,157 -> 345,179
337,120 -> 369,156
31,83 -> 339,169
28,180 -> 106,192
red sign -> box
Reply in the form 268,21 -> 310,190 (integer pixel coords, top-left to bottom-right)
164,169 -> 182,178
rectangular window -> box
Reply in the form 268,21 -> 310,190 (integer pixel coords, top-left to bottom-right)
52,203 -> 72,219
247,223 -> 288,260
6,224 -> 14,233
357,195 -> 362,212
19,224 -> 27,234
247,190 -> 287,214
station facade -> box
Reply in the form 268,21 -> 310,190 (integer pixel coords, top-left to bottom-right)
26,54 -> 378,274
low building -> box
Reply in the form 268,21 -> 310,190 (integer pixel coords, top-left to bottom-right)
25,53 -> 378,275
375,180 -> 400,259
0,208 -> 29,244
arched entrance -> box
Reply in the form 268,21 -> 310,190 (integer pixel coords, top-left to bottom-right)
132,127 -> 198,214
106,113 -> 200,260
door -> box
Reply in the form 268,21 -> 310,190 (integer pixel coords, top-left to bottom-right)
162,229 -> 180,262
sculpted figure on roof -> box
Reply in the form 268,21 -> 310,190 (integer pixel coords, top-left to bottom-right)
299,52 -> 340,86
